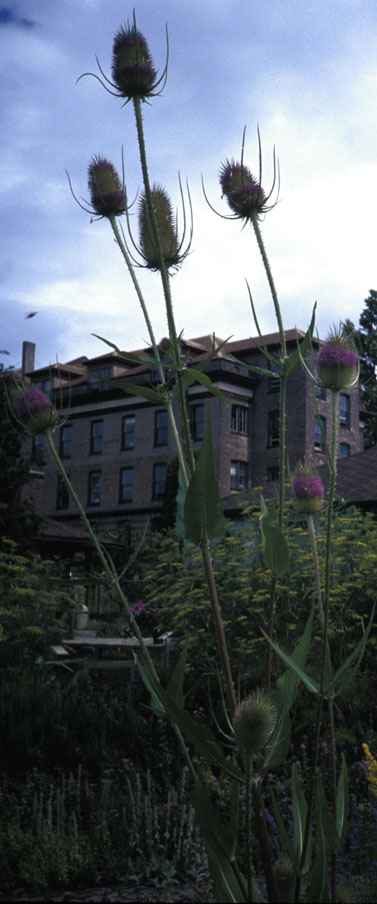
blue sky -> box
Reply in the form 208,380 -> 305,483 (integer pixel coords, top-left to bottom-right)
1,0 -> 377,370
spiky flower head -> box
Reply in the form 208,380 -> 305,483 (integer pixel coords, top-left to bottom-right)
112,24 -> 157,99
293,458 -> 324,514
88,156 -> 126,218
233,689 -> 277,755
139,186 -> 181,271
317,326 -> 358,390
219,159 -> 267,220
13,388 -> 56,435
273,857 -> 294,896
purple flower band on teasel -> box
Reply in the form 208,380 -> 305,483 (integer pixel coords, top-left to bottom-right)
14,388 -> 52,422
293,476 -> 324,498
317,345 -> 357,367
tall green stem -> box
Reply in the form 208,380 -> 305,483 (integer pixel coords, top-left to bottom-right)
109,215 -> 189,489
45,428 -> 197,783
298,390 -> 339,900
251,214 -> 286,360
307,514 -> 324,632
132,94 -> 236,717
322,389 -> 339,904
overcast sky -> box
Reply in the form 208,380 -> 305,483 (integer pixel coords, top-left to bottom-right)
1,0 -> 377,371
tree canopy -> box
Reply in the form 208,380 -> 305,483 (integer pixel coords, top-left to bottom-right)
344,289 -> 377,448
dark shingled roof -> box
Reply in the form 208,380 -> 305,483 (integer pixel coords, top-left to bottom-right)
319,446 -> 377,505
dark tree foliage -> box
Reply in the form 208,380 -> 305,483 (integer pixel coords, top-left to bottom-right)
0,367 -> 41,547
344,289 -> 377,448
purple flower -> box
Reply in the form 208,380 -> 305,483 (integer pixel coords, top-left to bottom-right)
317,345 -> 357,368
112,25 -> 157,100
220,160 -> 267,220
88,156 -> 126,219
317,326 -> 358,390
292,458 -> 324,514
14,387 -> 54,435
293,476 -> 324,498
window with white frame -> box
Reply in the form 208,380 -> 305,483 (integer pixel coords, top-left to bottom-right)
230,460 -> 248,490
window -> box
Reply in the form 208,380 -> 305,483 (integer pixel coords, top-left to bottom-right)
339,394 -> 350,429
189,404 -> 205,441
90,420 -> 104,455
152,463 -> 167,500
154,410 -> 168,446
267,410 -> 280,447
34,378 -> 51,398
231,405 -> 249,435
56,475 -> 69,510
230,460 -> 248,491
32,433 -> 45,465
119,467 -> 133,502
89,366 -> 112,391
314,415 -> 326,451
339,442 -> 351,458
60,424 -> 72,459
267,465 -> 280,482
315,385 -> 327,400
88,471 -> 101,506
121,414 -> 135,450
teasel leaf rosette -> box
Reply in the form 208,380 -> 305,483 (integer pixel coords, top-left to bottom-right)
13,388 -> 57,435
292,459 -> 324,515
316,326 -> 358,391
233,689 -> 277,756
88,156 -> 126,219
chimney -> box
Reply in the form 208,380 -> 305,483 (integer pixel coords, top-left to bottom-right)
22,341 -> 35,380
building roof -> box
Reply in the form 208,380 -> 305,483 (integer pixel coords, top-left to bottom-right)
319,446 -> 377,506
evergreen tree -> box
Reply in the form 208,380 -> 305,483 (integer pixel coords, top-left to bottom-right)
0,365 -> 41,547
344,290 -> 377,448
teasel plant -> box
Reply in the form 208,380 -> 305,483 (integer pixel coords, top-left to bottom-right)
26,11 -> 376,903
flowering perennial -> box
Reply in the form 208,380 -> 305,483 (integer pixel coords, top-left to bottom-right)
88,156 -> 126,218
14,388 -> 54,435
317,327 -> 358,390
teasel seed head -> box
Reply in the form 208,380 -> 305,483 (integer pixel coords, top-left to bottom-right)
13,388 -> 57,435
88,156 -> 126,218
233,689 -> 277,755
112,24 -> 157,100
293,458 -> 324,514
139,186 -> 181,271
317,326 -> 358,390
220,159 -> 267,220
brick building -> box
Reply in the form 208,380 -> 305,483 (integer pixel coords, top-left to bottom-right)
21,329 -> 362,538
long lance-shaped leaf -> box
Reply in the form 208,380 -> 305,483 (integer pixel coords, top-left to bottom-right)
292,764 -> 309,868
316,772 -> 340,852
114,380 -> 169,404
263,605 -> 315,773
136,660 -> 244,782
282,303 -> 317,377
307,788 -> 330,903
92,334 -> 162,366
324,603 -> 376,697
260,629 -> 319,695
260,496 -> 290,577
269,787 -> 296,866
193,780 -> 235,859
336,753 -> 349,842
184,407 -> 226,544
180,367 -> 227,400
206,848 -> 254,904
